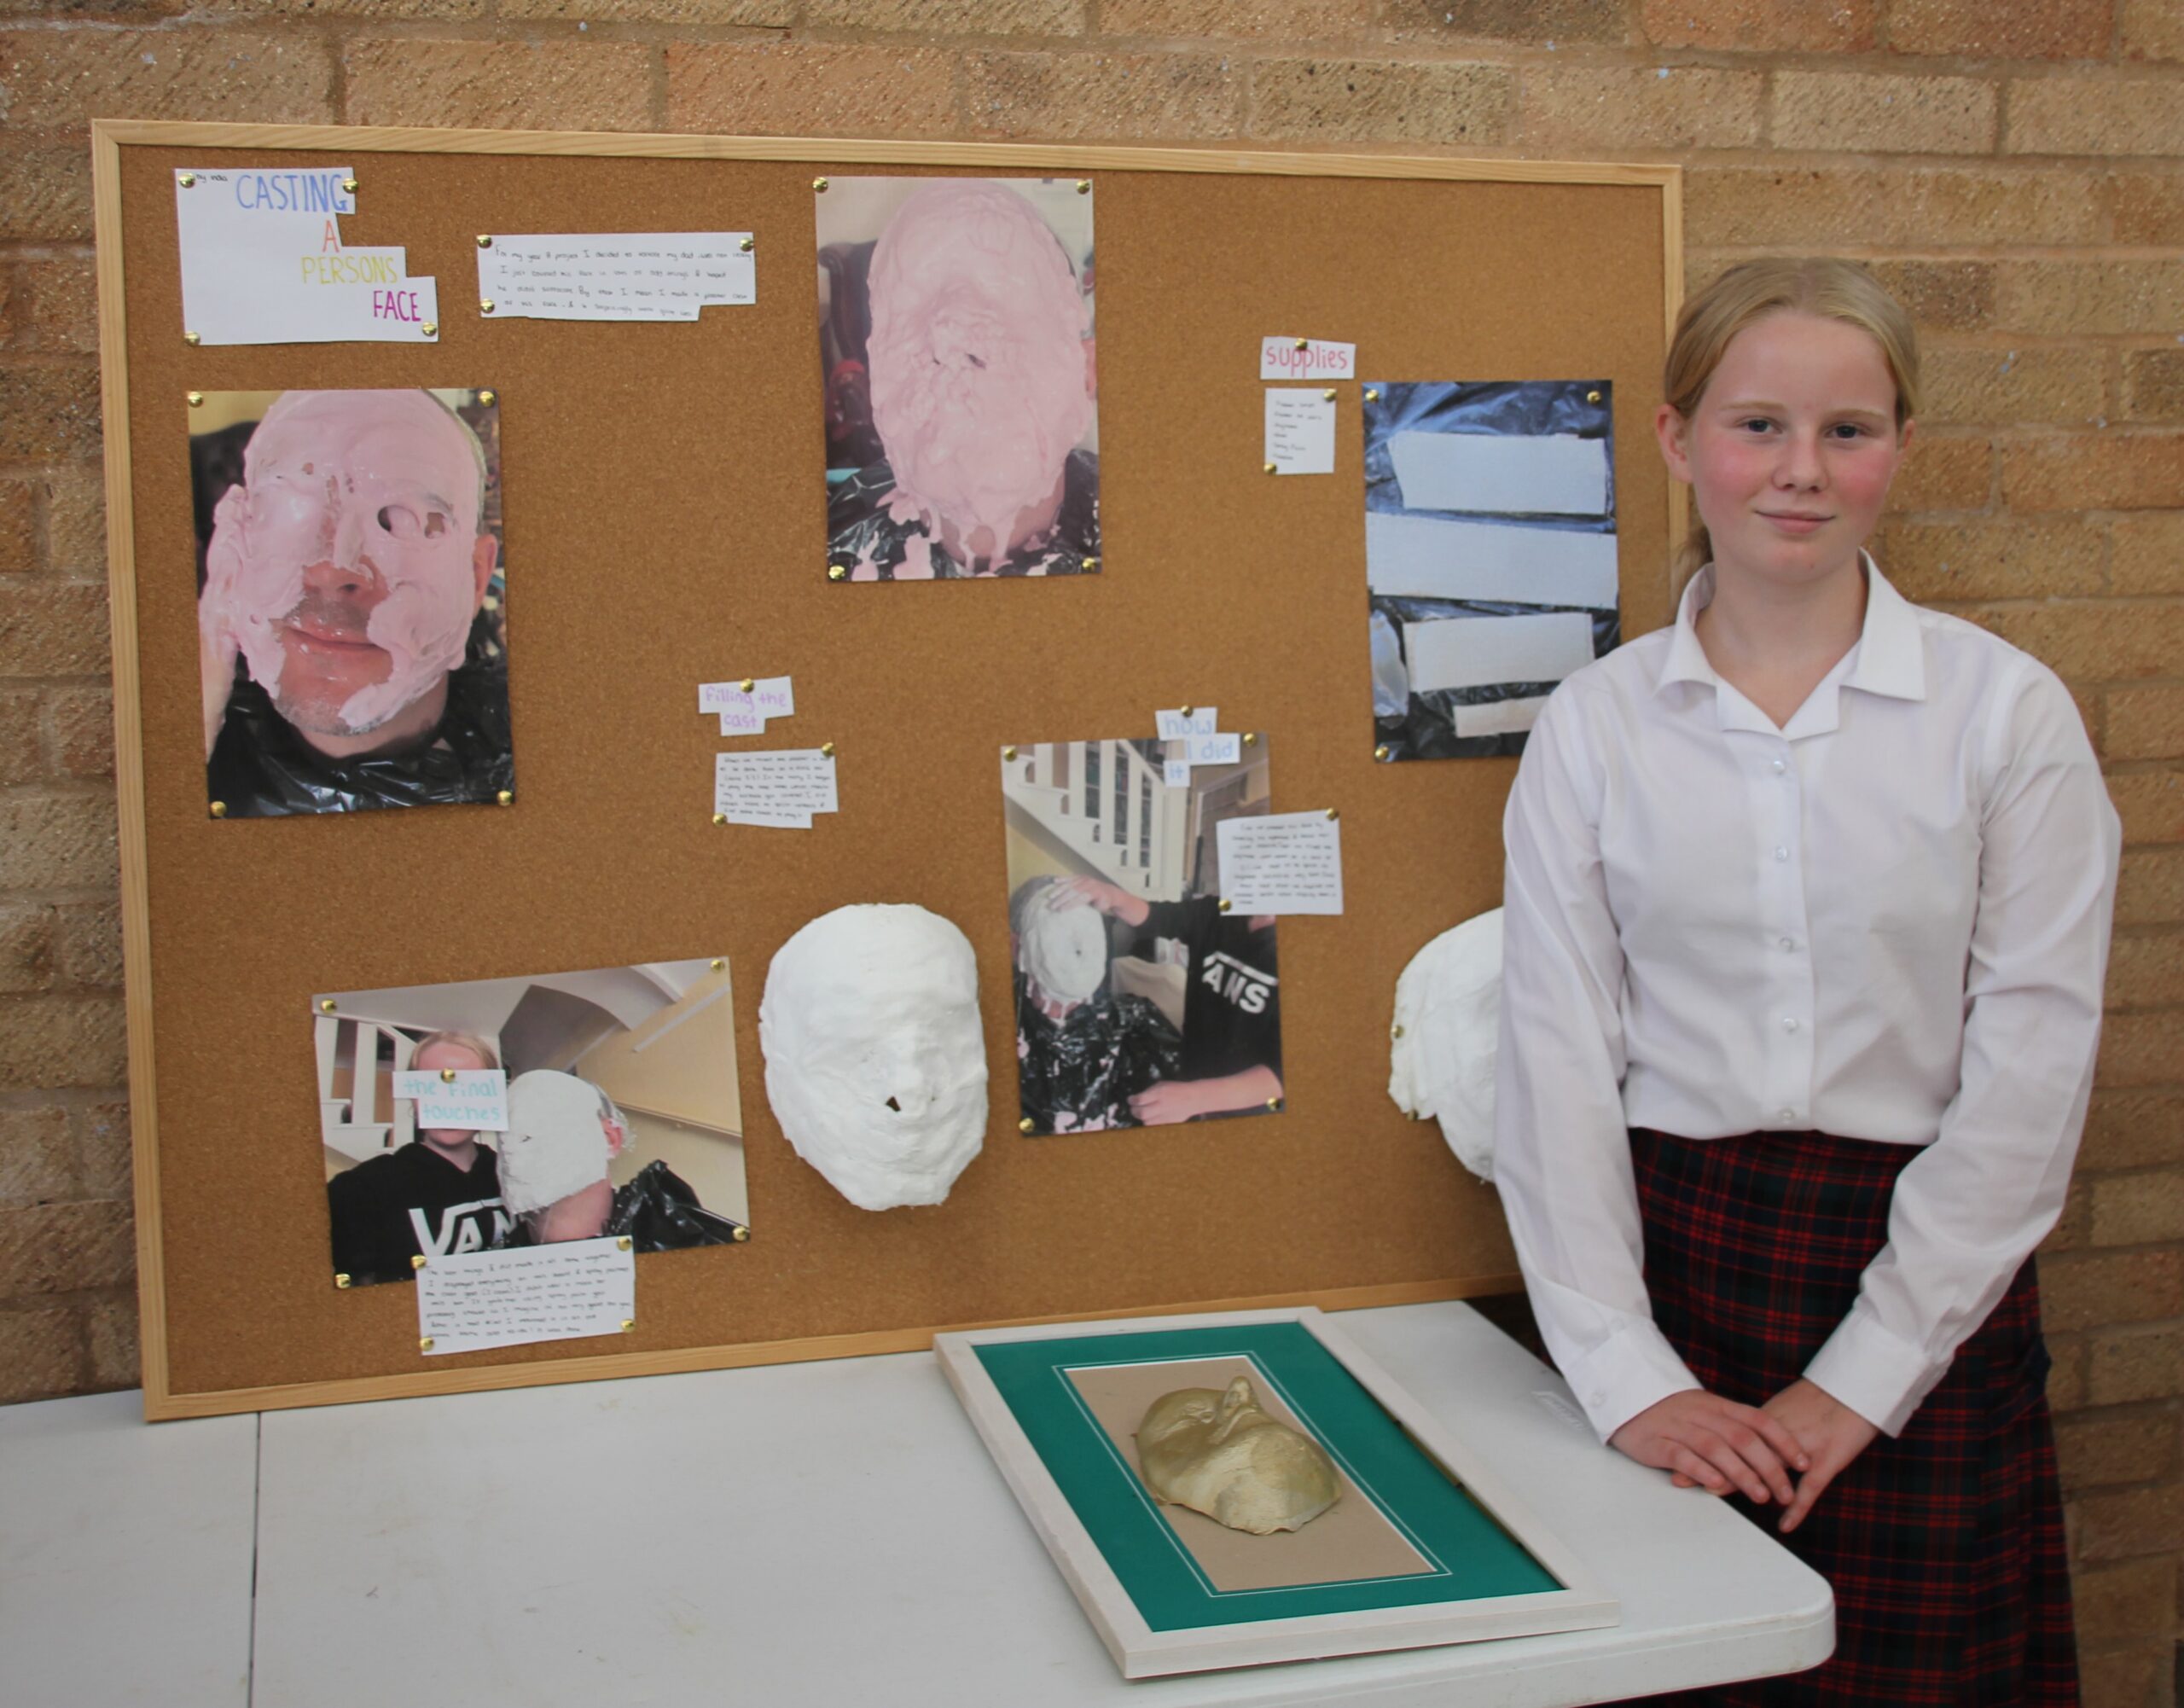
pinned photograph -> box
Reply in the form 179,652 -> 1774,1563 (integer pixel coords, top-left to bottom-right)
315,960 -> 746,1287
1000,736 -> 1282,1136
818,176 -> 1098,580
191,388 -> 512,817
1362,381 -> 1618,759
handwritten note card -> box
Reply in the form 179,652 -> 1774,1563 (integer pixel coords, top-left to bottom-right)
1154,706 -> 1219,739
714,749 -> 839,828
416,1238 -> 636,1357
1216,811 -> 1345,915
391,1068 -> 508,1131
477,234 -> 756,322
1260,338 -> 1356,381
175,166 -> 440,346
700,676 -> 794,735
1265,391 -> 1336,475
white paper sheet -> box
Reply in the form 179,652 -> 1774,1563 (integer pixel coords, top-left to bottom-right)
1453,695 -> 1552,738
714,750 -> 839,827
1182,732 -> 1242,766
390,1069 -> 508,1132
1154,707 -> 1218,739
700,676 -> 793,735
1364,511 -> 1620,609
174,166 -> 440,346
1403,612 -> 1596,693
1163,759 -> 1191,787
416,1238 -> 636,1356
477,234 -> 755,322
1260,337 -> 1356,382
1387,430 -> 1608,517
1265,391 -> 1336,475
1216,812 -> 1344,915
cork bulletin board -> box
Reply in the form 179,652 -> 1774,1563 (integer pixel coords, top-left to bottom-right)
92,121 -> 1681,1420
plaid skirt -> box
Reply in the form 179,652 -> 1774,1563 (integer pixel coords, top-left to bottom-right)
1612,1128 -> 2077,1708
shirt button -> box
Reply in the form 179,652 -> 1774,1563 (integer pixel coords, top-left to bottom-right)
1780,937 -> 1795,951
1780,1107 -> 1796,1122
1774,845 -> 1789,862
1771,758 -> 1786,774
1782,1017 -> 1799,1033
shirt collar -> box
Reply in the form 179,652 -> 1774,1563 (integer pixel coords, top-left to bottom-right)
1653,552 -> 1926,704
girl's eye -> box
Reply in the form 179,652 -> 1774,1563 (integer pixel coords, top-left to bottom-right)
1739,417 -> 1775,433
1827,422 -> 1869,440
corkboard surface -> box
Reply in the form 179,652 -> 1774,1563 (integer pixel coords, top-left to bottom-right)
101,127 -> 1674,1416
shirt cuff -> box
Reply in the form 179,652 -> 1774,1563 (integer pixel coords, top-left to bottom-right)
1558,1316 -> 1702,1443
1804,1304 -> 1944,1438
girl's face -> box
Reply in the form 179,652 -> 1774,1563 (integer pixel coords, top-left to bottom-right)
1655,311 -> 1911,595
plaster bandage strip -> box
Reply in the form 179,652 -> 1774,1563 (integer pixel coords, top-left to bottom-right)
1452,695 -> 1551,739
1403,613 -> 1594,694
1364,511 -> 1618,609
1387,430 -> 1608,517
497,1070 -> 620,1217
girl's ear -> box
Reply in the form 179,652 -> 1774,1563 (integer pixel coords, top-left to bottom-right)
1654,403 -> 1693,485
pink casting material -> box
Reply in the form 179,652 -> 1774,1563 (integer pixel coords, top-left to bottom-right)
864,181 -> 1092,569
200,389 -> 489,747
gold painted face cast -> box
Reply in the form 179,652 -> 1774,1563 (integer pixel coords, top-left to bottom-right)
1135,1374 -> 1340,1536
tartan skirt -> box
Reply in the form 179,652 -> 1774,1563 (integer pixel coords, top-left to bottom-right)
1612,1127 -> 2077,1708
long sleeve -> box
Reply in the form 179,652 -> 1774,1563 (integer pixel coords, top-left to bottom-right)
1805,662 -> 2119,1435
1494,686 -> 1700,1441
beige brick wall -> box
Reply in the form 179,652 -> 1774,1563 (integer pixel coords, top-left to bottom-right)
2,0 -> 2178,1691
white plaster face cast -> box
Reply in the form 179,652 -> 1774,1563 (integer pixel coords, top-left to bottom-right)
1388,908 -> 1503,1182
200,389 -> 495,744
759,904 -> 989,1211
1021,896 -> 1107,1003
497,1069 -> 627,1217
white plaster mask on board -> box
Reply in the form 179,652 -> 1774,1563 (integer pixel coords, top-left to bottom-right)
497,1069 -> 626,1217
759,904 -> 989,1211
1387,908 -> 1503,1182
1021,896 -> 1107,1003
200,389 -> 491,740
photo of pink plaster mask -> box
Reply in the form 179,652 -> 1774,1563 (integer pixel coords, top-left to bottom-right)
198,388 -> 498,755
819,177 -> 1098,580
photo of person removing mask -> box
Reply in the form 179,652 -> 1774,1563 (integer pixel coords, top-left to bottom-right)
191,387 -> 513,817
1494,259 -> 2117,1705
819,177 -> 1098,581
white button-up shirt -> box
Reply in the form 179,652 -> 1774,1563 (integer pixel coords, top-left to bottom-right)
1494,559 -> 2119,1441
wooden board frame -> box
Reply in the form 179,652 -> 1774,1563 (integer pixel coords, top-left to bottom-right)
935,1306 -> 1618,1678
92,120 -> 1682,1420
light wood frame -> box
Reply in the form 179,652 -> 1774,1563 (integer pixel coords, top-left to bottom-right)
936,1306 -> 1619,1679
91,121 -> 1682,1419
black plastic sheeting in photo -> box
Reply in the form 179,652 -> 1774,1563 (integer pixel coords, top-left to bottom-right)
1362,380 -> 1618,762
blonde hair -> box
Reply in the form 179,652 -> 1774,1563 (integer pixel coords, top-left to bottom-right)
1664,259 -> 1921,590
410,1028 -> 500,1072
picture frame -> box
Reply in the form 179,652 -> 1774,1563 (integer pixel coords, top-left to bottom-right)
934,1306 -> 1618,1679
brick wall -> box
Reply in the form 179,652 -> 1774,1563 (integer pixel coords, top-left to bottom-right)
3,1 -> 2178,1695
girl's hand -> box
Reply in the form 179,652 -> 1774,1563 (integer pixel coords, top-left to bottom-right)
1610,1388 -> 1809,1506
1760,1379 -> 1879,1534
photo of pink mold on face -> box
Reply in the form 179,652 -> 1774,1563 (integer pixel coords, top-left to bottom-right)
818,177 -> 1099,581
192,387 -> 514,819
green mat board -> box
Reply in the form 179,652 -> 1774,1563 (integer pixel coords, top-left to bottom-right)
973,1321 -> 1562,1631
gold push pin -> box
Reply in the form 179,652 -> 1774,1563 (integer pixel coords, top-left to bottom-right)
319,999 -> 336,1014
177,171 -> 196,188
479,299 -> 495,314
1019,1118 -> 1035,1134
496,789 -> 512,806
183,331 -> 201,346
187,391 -> 204,408
1075,179 -> 1090,194
732,1225 -> 749,1241
819,741 -> 835,758
1002,745 -> 1019,760
1587,389 -> 1602,403
712,811 -> 728,827
341,177 -> 359,194
618,1235 -> 632,1251
1241,731 -> 1258,747
1264,1097 -> 1281,1113
419,1337 -> 434,1351
1324,805 -> 1338,819
479,389 -> 496,406
813,177 -> 830,192
1364,386 -> 1380,402
621,1318 -> 636,1332
740,677 -> 754,693
207,799 -> 227,818
1218,898 -> 1234,913
412,1255 -> 427,1271
476,234 -> 492,248
709,958 -> 725,971
1391,1023 -> 1405,1040
1321,388 -> 1336,401
1081,555 -> 1096,571
1263,462 -> 1278,475
334,1272 -> 351,1288
439,1067 -> 456,1083
1293,337 -> 1309,351
1374,744 -> 1391,761
827,564 -> 847,581
421,322 -> 437,337
739,236 -> 754,253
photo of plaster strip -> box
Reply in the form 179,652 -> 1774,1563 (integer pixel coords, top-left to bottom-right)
1364,512 -> 1619,609
1451,696 -> 1551,739
1386,430 -> 1607,518
1402,613 -> 1594,694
